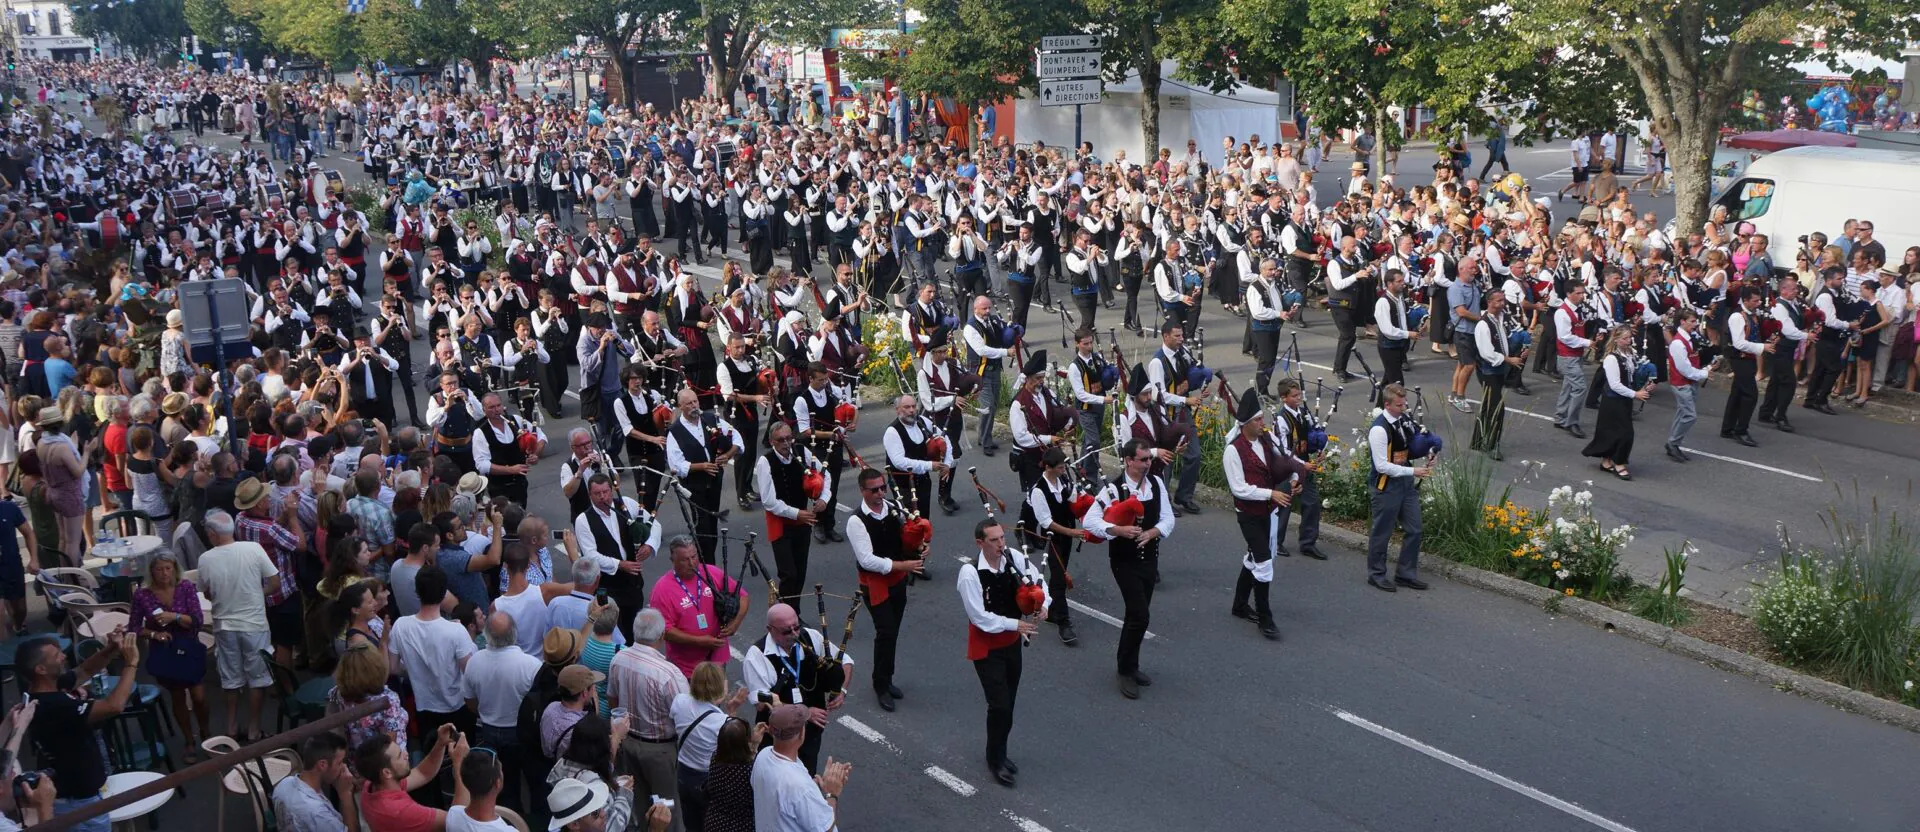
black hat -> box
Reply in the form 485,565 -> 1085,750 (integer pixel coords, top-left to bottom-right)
1236,387 -> 1262,425
926,328 -> 951,351
820,304 -> 843,323
1022,349 -> 1047,377
1128,364 -> 1148,393
585,312 -> 612,330
352,323 -> 374,341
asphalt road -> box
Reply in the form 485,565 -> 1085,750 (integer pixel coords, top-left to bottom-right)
66,95 -> 1920,832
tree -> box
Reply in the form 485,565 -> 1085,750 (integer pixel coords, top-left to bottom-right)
1505,0 -> 1919,238
72,0 -> 193,59
1083,0 -> 1220,160
228,0 -> 356,62
183,0 -> 262,51
501,0 -> 699,109
697,0 -> 887,107
844,0 -> 1078,106
353,0 -> 502,76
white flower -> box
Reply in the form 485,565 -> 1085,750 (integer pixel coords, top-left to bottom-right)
1556,569 -> 1571,580
1907,681 -> 1915,691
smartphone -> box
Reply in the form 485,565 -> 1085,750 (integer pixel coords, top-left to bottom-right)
595,589 -> 609,605
552,529 -> 568,543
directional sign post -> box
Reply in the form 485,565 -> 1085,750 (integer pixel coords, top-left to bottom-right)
1037,34 -> 1104,148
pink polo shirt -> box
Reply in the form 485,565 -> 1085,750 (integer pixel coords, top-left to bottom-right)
647,564 -> 740,676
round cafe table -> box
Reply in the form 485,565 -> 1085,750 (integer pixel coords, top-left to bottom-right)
92,536 -> 168,598
104,770 -> 175,831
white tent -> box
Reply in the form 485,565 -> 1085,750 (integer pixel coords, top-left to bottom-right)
1013,60 -> 1290,166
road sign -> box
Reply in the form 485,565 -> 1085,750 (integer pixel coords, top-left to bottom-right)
1040,79 -> 1104,107
1041,35 -> 1101,52
1036,51 -> 1101,79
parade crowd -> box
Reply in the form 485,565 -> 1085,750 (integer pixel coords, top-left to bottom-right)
0,54 -> 1915,832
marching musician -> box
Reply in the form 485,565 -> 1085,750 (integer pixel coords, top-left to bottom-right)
1065,329 -> 1113,482
1083,438 -> 1175,700
1551,283 -> 1594,439
962,295 -> 1013,457
948,216 -> 993,300
1804,267 -> 1853,413
1020,447 -> 1082,646
1635,266 -> 1675,385
756,422 -> 834,605
1375,268 -> 1419,400
807,306 -> 860,403
956,519 -> 1047,787
1008,350 -> 1066,493
1325,236 -> 1370,384
1152,237 -> 1201,337
1366,384 -> 1433,593
884,393 -> 959,521
1582,267 -> 1630,411
1246,257 -> 1293,397
1720,285 -> 1767,447
502,317 -> 550,421
904,281 -> 953,355
667,265 -> 723,409
1142,327 -> 1206,516
743,602 -> 854,774
1665,308 -> 1713,462
717,333 -> 772,510
633,310 -> 689,400
1757,278 -> 1808,433
611,366 -> 670,510
665,387 -> 741,563
571,473 -> 661,643
845,468 -> 929,713
1272,379 -> 1328,561
999,224 -> 1044,331
472,391 -> 547,508
792,363 -> 852,544
577,311 -> 634,446
1225,388 -> 1300,641
1469,289 -> 1525,461
1064,229 -> 1108,332
1581,327 -> 1652,480
339,324 -> 400,429
825,194 -> 860,269
427,370 -> 485,474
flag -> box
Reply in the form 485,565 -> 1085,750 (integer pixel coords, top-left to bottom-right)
346,0 -> 366,12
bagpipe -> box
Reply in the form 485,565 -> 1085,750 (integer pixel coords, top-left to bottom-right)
810,583 -> 866,700
972,467 -> 1075,597
1299,378 -> 1343,463
1629,354 -> 1659,391
1407,387 -> 1444,461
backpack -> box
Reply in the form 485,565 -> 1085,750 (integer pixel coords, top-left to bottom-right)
518,666 -> 564,761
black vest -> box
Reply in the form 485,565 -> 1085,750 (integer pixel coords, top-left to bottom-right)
766,451 -> 810,509
978,561 -> 1023,620
1020,475 -> 1075,547
856,509 -> 903,565
967,317 -> 1005,372
1109,475 -> 1162,560
618,392 -> 659,461
885,419 -> 931,474
481,419 -> 527,475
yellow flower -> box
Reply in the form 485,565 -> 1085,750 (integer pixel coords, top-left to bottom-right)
1551,561 -> 1562,570
1564,588 -> 1576,596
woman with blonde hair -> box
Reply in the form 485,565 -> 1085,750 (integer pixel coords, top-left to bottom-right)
1581,327 -> 1653,480
130,551 -> 212,757
326,641 -> 409,751
672,661 -> 748,832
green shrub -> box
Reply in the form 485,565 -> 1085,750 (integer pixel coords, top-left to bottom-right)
1630,544 -> 1695,627
1752,549 -> 1850,665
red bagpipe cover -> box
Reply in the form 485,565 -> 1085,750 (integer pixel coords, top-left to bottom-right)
1083,495 -> 1145,543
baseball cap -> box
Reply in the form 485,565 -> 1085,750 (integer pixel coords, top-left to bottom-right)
557,664 -> 605,696
769,703 -> 808,741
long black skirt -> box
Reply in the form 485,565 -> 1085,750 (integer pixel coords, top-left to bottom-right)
1581,395 -> 1634,465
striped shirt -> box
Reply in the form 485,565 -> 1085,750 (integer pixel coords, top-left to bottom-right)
581,636 -> 620,717
235,511 -> 299,606
606,643 -> 686,740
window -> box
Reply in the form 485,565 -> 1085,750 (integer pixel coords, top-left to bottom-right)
47,11 -> 60,36
1717,178 -> 1774,222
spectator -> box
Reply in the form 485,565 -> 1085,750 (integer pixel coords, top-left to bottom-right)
549,556 -> 621,644
346,469 -> 399,571
388,524 -> 438,616
357,725 -> 467,832
649,534 -> 749,677
462,612 -> 542,817
198,507 -> 281,742
700,717 -> 763,832
433,508 -> 505,609
389,565 -> 478,752
494,542 -> 566,655
0,483 -> 37,634
581,599 -> 623,716
271,733 -> 358,832
672,662 -> 748,832
129,550 -> 212,756
606,608 -> 687,832
541,663 -> 604,761
751,704 -> 850,832
544,713 -> 636,829
16,632 -> 140,832
547,774 -> 671,832
510,514 -> 575,591
449,748 -> 511,832
232,477 -> 306,668
0,702 -> 57,827
327,641 -> 410,752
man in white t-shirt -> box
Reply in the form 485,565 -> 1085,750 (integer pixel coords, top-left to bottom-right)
389,565 -> 479,747
197,509 -> 281,742
461,612 -> 541,817
447,747 -> 515,832
751,704 -> 850,832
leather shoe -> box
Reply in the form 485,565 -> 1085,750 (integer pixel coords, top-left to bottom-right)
1814,403 -> 1838,415
1130,670 -> 1153,687
1775,421 -> 1795,433
1368,577 -> 1398,592
992,763 -> 1016,787
827,528 -> 847,543
1758,413 -> 1777,424
940,498 -> 961,515
1486,446 -> 1504,461
1395,576 -> 1430,591
1119,674 -> 1140,699
1230,605 -> 1259,622
814,527 -> 831,544
1259,620 -> 1281,640
1665,443 -> 1688,462
876,690 -> 896,712
1275,546 -> 1293,558
888,684 -> 904,700
1736,433 -> 1758,447
1058,622 -> 1078,645
1566,425 -> 1586,439
1299,546 -> 1328,561
1512,385 -> 1534,397
1177,500 -> 1204,515
1003,758 -> 1019,775
982,444 -> 997,457
1337,372 -> 1362,383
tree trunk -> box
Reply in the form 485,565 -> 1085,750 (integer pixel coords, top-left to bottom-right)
1666,117 -> 1716,243
604,47 -> 636,110
705,19 -> 745,111
1138,40 -> 1162,160
1371,104 -> 1389,184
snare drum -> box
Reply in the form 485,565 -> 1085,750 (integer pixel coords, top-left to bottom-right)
262,183 -> 284,204
324,170 -> 345,197
169,188 -> 198,212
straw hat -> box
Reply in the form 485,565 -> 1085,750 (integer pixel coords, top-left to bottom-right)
166,309 -> 184,329
455,472 -> 489,498
160,392 -> 188,416
34,406 -> 64,429
545,779 -> 610,831
234,478 -> 269,511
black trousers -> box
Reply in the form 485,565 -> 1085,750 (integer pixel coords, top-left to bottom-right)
1231,320 -> 1269,388
772,531 -> 812,605
730,413 -> 761,502
1330,305 -> 1359,375
1073,292 -> 1099,335
1533,316 -> 1559,373
1041,535 -> 1073,624
892,470 -> 934,516
1758,347 -> 1799,421
865,588 -> 907,694
490,474 -> 530,510
1722,356 -> 1759,435
1232,512 -> 1275,620
1121,268 -> 1144,329
973,643 -> 1023,767
1378,341 -> 1408,401
1007,278 -> 1035,331
1471,373 -> 1508,450
1109,548 -> 1157,675
1805,339 -> 1845,406
687,476 -> 724,564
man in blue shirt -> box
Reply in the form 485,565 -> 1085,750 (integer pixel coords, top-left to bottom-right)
1446,256 -> 1485,412
0,499 -> 36,634
434,508 -> 505,609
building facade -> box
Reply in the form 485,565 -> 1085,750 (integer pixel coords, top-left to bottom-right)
8,0 -> 97,62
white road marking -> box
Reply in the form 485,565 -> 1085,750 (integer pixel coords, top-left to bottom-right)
1002,810 -> 1054,832
949,558 -> 1160,640
1331,707 -> 1642,832
924,765 -> 979,797
836,715 -> 902,755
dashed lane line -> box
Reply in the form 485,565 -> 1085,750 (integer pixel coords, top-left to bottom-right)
924,765 -> 980,797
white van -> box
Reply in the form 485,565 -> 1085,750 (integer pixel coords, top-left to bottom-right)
1704,146 -> 1920,272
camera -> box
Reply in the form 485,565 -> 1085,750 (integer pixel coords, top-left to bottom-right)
11,770 -> 51,805
756,691 -> 774,705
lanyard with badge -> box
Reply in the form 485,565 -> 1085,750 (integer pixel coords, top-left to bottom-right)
774,641 -> 805,706
674,570 -> 710,631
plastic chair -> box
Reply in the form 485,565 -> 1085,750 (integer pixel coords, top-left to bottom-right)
98,509 -> 156,539
497,807 -> 532,832
37,567 -> 101,604
261,650 -> 309,733
77,610 -> 132,641
204,737 -> 297,832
